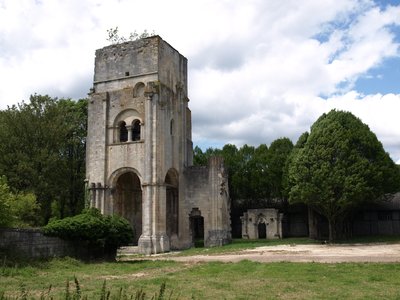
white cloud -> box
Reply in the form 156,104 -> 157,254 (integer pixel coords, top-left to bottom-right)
0,0 -> 399,162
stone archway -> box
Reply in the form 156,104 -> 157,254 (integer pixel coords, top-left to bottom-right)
258,222 -> 267,239
114,172 -> 142,245
165,169 -> 179,238
256,214 -> 267,239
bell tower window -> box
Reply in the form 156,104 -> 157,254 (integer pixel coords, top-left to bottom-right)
119,121 -> 128,142
132,120 -> 141,141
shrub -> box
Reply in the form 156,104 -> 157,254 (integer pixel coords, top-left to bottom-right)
43,208 -> 133,259
0,176 -> 40,228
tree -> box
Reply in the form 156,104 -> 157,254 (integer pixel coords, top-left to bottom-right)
282,132 -> 308,199
0,176 -> 13,227
0,95 -> 87,223
267,138 -> 293,200
0,176 -> 40,227
288,110 -> 400,241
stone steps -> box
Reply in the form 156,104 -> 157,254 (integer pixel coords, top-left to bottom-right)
118,246 -> 139,256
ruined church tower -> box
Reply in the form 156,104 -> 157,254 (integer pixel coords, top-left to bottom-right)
86,36 -> 231,254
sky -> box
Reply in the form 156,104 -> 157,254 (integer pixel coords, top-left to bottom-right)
0,0 -> 399,163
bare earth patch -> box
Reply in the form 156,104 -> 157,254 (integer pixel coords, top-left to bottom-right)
135,243 -> 400,263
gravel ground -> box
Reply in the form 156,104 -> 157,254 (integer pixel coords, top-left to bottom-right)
128,243 -> 400,263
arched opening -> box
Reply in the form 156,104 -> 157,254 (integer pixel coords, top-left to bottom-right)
119,121 -> 128,142
258,222 -> 267,239
132,120 -> 141,141
114,172 -> 142,245
133,82 -> 145,97
189,208 -> 204,247
165,169 -> 179,238
113,109 -> 142,144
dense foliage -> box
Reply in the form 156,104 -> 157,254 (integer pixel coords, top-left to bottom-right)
0,95 -> 87,224
193,138 -> 293,209
0,176 -> 40,227
43,208 -> 133,249
287,110 -> 400,241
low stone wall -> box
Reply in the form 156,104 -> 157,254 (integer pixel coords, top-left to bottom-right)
0,228 -> 75,259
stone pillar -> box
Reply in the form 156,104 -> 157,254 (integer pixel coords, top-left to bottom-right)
89,183 -> 96,208
96,183 -> 104,213
279,213 -> 284,238
151,184 -> 170,253
241,213 -> 249,239
150,91 -> 170,253
127,125 -> 132,142
205,156 -> 231,247
138,91 -> 154,255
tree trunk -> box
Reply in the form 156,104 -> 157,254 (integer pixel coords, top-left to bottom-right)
328,219 -> 336,243
328,219 -> 334,243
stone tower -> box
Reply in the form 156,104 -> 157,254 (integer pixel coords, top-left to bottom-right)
86,36 -> 231,254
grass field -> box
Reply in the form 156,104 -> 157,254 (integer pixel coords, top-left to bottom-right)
2,237 -> 400,299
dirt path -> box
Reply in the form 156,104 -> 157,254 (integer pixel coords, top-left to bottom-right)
142,243 -> 400,263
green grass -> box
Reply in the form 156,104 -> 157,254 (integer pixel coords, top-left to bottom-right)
3,237 -> 400,299
2,256 -> 400,299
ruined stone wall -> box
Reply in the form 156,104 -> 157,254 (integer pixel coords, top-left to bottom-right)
183,157 -> 231,248
93,39 -> 159,87
0,228 -> 75,259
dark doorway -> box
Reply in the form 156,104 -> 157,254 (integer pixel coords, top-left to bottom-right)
258,222 -> 267,239
114,172 -> 142,245
190,208 -> 204,247
165,169 -> 179,238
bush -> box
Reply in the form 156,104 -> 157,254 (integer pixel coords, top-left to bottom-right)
43,208 -> 133,259
0,176 -> 40,228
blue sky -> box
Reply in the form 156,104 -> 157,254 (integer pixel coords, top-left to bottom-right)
0,0 -> 399,163
355,56 -> 400,94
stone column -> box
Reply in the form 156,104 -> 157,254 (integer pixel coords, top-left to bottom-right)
138,91 -> 154,254
127,125 -> 132,142
151,184 -> 170,253
150,92 -> 170,253
279,213 -> 284,238
89,183 -> 96,208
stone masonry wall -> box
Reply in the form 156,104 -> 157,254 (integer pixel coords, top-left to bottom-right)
0,228 -> 75,259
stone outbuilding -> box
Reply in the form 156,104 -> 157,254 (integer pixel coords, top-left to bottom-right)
85,36 -> 231,254
241,209 -> 283,239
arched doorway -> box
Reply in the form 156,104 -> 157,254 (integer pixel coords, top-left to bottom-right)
258,222 -> 267,239
189,208 -> 204,247
165,169 -> 179,238
114,172 -> 142,245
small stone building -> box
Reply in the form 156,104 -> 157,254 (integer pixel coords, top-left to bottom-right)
241,209 -> 283,239
86,36 -> 231,254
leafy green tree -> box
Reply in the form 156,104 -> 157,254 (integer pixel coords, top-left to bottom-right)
220,144 -> 240,200
288,110 -> 400,241
282,132 -> 308,199
0,176 -> 40,227
193,146 -> 208,166
232,144 -> 256,201
267,138 -> 293,200
0,95 -> 87,223
0,176 -> 13,227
